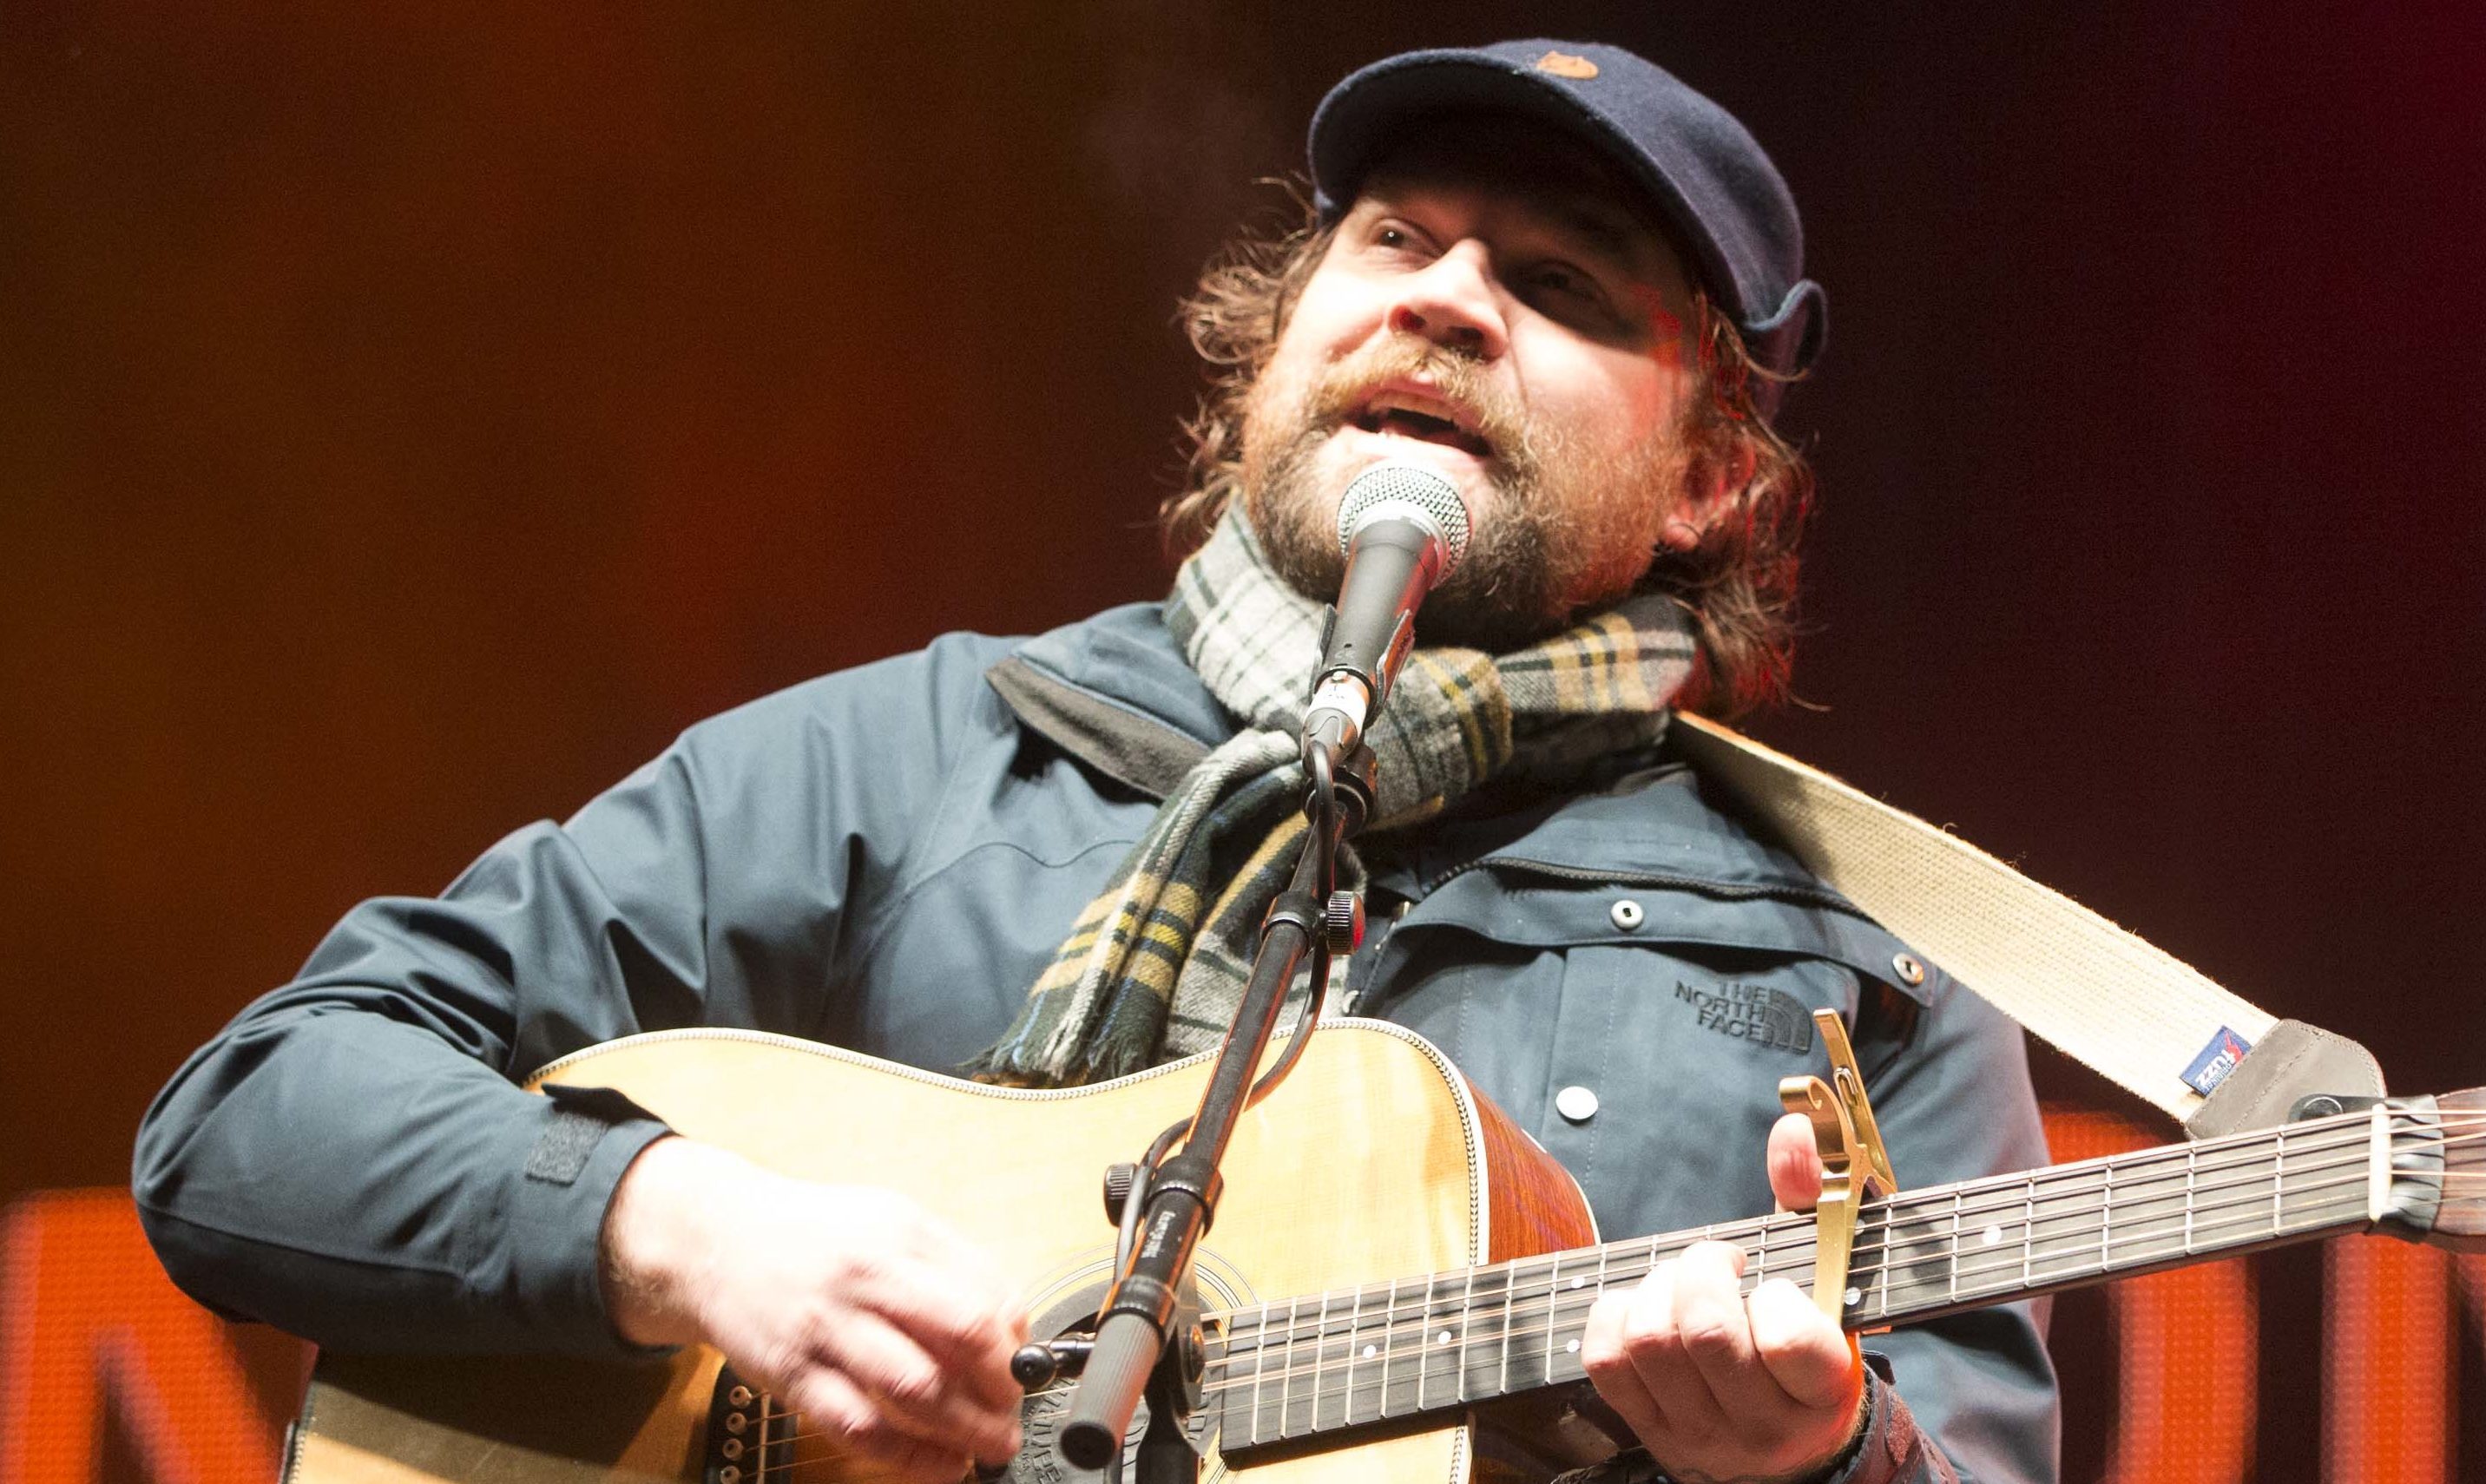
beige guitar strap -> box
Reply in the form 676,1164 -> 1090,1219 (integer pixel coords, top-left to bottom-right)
1671,712 -> 2384,1131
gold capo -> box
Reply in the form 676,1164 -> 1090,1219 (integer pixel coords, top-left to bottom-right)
1778,1008 -> 1897,1324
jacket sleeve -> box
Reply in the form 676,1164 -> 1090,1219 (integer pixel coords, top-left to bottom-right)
130,637 -> 1011,1356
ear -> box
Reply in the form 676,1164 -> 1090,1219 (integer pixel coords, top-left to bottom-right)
1660,443 -> 1758,551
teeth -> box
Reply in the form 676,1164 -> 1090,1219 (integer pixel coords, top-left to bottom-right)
1352,391 -> 1486,451
1371,393 -> 1453,425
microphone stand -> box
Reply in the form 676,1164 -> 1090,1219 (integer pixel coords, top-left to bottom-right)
1054,742 -> 1377,1481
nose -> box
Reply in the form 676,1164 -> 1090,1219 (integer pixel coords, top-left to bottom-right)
1384,240 -> 1508,361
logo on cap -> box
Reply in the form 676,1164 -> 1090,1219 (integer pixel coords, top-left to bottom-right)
1533,50 -> 1598,81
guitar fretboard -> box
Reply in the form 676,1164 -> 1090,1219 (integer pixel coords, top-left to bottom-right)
1205,1103 -> 2435,1453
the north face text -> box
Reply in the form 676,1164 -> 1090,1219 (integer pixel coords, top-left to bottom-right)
1674,981 -> 1815,1054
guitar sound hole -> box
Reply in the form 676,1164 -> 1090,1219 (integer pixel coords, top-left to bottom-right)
697,1356 -> 1185,1484
1011,1369 -> 1150,1484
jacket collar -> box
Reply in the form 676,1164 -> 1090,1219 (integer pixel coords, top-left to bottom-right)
987,601 -> 1224,799
987,602 -> 1918,993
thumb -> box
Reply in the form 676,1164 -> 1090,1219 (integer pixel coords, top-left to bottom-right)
1767,1111 -> 1825,1212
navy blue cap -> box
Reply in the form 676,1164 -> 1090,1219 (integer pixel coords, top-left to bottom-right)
1309,39 -> 1825,383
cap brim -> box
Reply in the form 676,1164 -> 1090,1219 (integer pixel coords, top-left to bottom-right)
1310,52 -> 1740,322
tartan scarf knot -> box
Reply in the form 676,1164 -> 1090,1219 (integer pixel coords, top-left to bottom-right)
970,513 -> 1695,1086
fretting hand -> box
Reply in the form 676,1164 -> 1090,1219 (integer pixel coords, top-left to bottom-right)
1580,1112 -> 1867,1484
602,1137 -> 1029,1484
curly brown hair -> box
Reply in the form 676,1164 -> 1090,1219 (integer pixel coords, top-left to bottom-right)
1161,195 -> 1815,718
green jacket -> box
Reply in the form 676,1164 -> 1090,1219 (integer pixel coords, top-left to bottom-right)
135,601 -> 2056,1482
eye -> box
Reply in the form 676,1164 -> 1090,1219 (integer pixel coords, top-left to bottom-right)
1361,218 -> 1435,259
1525,261 -> 1600,300
1519,259 -> 1630,332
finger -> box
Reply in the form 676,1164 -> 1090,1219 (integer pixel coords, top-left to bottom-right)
1580,1290 -> 1670,1447
813,1310 -> 1023,1464
784,1367 -> 925,1469
1666,1243 -> 1793,1420
1618,1259 -> 1728,1445
906,1305 -> 1026,1419
848,1255 -> 1027,1413
917,1311 -> 1027,1418
871,1204 -> 1029,1392
1767,1113 -> 1825,1212
1746,1279 -> 1864,1411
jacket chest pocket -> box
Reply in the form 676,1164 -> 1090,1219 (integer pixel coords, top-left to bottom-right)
1361,870 -> 1916,1239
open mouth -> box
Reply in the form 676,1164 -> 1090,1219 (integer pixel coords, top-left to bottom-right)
1350,390 -> 1493,458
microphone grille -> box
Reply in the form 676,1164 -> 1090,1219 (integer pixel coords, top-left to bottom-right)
1335,463 -> 1473,573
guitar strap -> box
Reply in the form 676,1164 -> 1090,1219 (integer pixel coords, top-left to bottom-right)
1670,713 -> 2384,1133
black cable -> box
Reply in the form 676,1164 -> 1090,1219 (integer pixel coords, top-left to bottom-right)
1226,746 -> 1341,1114
1111,754 -> 1346,1280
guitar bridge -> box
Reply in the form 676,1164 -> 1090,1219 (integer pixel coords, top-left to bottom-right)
705,1367 -> 789,1484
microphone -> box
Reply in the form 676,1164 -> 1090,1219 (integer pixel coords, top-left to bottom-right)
1301,463 -> 1472,765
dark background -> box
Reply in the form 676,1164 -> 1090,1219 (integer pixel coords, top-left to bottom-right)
4,4 -> 2483,1480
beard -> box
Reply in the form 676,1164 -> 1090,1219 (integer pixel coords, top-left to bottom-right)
1237,338 -> 1687,653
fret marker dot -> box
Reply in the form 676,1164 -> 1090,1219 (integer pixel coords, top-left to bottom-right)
1983,1224 -> 2003,1246
1570,1277 -> 1586,1289
1437,1330 -> 1453,1345
1362,1344 -> 1377,1359
1565,1339 -> 1580,1354
1843,1286 -> 1862,1307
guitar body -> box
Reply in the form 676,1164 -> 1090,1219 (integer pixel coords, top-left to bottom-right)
288,1021 -> 1602,1484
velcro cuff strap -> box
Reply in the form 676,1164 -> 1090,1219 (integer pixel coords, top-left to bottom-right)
526,1084 -> 665,1186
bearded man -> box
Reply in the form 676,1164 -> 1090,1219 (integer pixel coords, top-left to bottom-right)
135,39 -> 2057,1484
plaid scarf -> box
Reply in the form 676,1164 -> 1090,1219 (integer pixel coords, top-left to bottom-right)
970,513 -> 1696,1086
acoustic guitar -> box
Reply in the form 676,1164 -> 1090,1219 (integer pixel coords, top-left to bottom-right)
283,1021 -> 2483,1484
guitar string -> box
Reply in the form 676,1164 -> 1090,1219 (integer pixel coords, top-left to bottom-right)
1209,1115 -> 2467,1363
740,1148 -> 2395,1474
738,1205 -> 2471,1471
1213,1111 -> 2483,1351
1193,1168 -> 2382,1408
1204,1199 -> 2389,1428
742,1147 -> 2411,1459
1206,1136 -> 2477,1413
1197,1126 -> 2484,1404
779,1107 -> 2479,1408
743,1118 -> 2478,1457
1207,1122 -> 2480,1377
1213,1132 -> 2349,1352
720,1111 -> 2481,1458
738,1119 -> 2480,1453
738,1129 -> 2383,1484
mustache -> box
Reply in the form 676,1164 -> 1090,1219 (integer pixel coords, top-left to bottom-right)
1299,340 -> 1544,479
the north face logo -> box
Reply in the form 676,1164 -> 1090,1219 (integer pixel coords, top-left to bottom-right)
1675,981 -> 1815,1053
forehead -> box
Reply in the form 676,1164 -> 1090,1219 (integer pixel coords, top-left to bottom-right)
1347,113 -> 1686,279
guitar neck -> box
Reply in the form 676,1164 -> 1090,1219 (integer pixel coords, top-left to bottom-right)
1209,1099 -> 2456,1454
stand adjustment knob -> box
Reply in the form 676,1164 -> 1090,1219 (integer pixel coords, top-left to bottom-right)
1323,890 -> 1365,954
1102,1161 -> 1141,1223
1010,1336 -> 1093,1390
